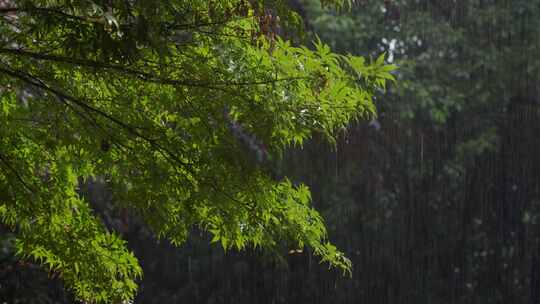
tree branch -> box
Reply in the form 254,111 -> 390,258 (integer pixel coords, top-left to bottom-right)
0,6 -> 106,25
0,153 -> 33,193
0,48 -> 310,87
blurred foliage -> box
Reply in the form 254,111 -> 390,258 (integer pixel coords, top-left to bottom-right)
286,0 -> 540,303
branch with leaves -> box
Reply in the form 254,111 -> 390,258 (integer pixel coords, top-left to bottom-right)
0,0 -> 395,302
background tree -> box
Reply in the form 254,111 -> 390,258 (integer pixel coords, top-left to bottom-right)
278,1 -> 540,303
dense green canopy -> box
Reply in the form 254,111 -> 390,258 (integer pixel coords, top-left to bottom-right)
0,0 -> 395,302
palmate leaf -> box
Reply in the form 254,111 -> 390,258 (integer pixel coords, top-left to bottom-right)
0,0 -> 395,302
